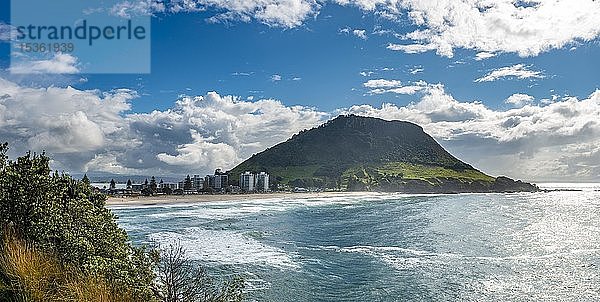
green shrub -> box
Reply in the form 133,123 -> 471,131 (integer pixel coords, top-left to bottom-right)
0,143 -> 156,300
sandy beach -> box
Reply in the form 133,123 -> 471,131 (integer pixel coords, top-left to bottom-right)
106,191 -> 373,207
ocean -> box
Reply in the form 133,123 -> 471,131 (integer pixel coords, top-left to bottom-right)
111,184 -> 600,301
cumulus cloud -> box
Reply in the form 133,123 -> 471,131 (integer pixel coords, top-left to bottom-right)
353,29 -> 367,39
505,93 -> 534,107
107,0 -> 600,56
118,0 -> 321,28
0,78 -> 327,176
363,79 -> 403,89
105,0 -> 600,57
0,77 -> 135,171
9,53 -> 80,74
475,64 -> 544,82
387,43 -> 438,54
110,0 -> 166,17
364,79 -> 431,95
475,52 -> 496,61
339,0 -> 600,57
2,76 -> 600,181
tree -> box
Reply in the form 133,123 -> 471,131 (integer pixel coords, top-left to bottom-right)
0,143 -> 157,300
82,173 -> 90,184
156,243 -> 243,302
150,176 -> 157,193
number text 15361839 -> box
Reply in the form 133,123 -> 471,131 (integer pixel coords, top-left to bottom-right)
19,43 -> 75,53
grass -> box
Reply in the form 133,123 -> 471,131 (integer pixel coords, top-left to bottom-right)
376,162 -> 495,182
0,229 -> 137,302
340,161 -> 495,189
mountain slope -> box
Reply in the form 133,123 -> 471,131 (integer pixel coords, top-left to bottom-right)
228,115 -> 538,193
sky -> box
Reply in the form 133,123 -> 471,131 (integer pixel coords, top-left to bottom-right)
0,0 -> 600,182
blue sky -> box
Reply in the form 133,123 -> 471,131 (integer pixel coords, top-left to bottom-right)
1,0 -> 600,181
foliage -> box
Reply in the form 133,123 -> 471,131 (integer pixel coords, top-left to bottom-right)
0,143 -> 157,300
156,243 -> 244,302
0,228 -> 137,302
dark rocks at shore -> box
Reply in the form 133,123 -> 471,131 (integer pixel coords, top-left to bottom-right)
349,176 -> 539,194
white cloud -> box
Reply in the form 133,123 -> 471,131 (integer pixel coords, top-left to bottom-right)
340,27 -> 368,39
364,79 -> 431,95
342,0 -> 600,57
475,52 -> 496,61
353,29 -> 367,39
505,93 -> 534,107
3,77 -> 600,181
0,77 -> 135,172
156,130 -> 239,169
183,0 -> 320,28
110,0 -> 600,57
409,66 -> 424,74
110,0 -> 166,17
0,79 -> 327,176
9,53 -> 80,74
271,74 -> 282,81
475,64 -> 544,83
363,79 -> 403,88
112,0 -> 320,27
387,43 -> 438,54
127,92 -> 327,174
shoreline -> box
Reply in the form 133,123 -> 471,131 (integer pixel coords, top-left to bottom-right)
105,191 -> 373,207
105,185 -> 599,207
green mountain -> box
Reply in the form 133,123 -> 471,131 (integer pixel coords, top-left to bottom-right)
228,115 -> 538,193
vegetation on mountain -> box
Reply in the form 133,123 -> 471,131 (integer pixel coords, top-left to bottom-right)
228,115 -> 538,193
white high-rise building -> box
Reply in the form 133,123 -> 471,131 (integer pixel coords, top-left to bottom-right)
240,171 -> 255,192
255,172 -> 269,192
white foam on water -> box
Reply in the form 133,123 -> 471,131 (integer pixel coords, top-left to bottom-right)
243,274 -> 272,292
140,193 -> 394,220
306,244 -> 600,271
148,227 -> 299,270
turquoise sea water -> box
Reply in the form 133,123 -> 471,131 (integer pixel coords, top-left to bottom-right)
112,184 -> 600,301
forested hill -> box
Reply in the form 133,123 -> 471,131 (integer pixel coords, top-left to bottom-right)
228,115 -> 538,193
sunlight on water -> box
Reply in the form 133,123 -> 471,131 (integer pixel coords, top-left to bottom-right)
112,186 -> 600,301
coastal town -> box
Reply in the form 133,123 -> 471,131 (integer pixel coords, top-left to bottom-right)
89,169 -> 276,196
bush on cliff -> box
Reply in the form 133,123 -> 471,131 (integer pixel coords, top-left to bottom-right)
0,143 -> 156,300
